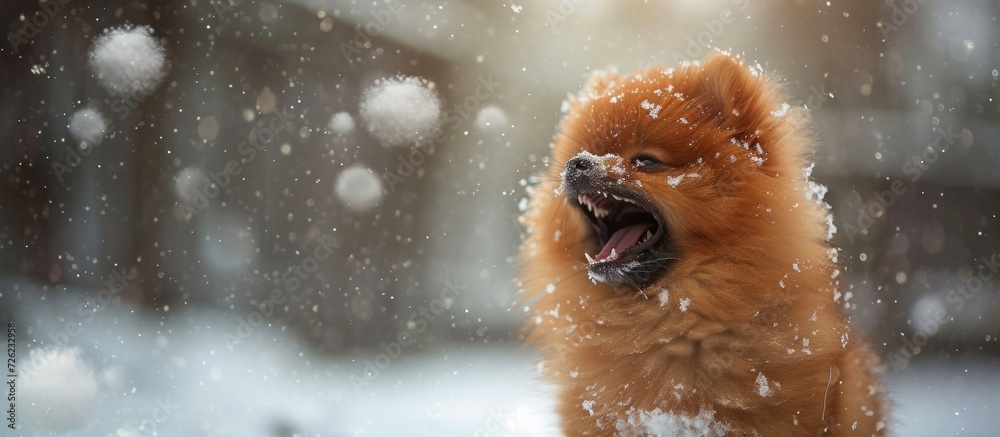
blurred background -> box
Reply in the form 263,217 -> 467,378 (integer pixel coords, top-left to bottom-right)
0,0 -> 998,435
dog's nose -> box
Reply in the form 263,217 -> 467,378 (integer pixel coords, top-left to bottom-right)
567,156 -> 593,172
563,154 -> 601,188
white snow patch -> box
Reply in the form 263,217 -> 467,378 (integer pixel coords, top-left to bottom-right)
20,347 -> 100,433
755,372 -> 771,397
88,25 -> 168,97
335,165 -> 384,211
475,105 -> 509,131
582,399 -> 597,416
616,408 -> 728,437
360,76 -> 442,147
68,108 -> 108,145
640,100 -> 662,118
771,103 -> 791,118
658,289 -> 670,307
329,111 -> 355,135
803,164 -> 832,210
569,151 -> 627,180
679,298 -> 691,312
545,283 -> 556,294
806,181 -> 829,204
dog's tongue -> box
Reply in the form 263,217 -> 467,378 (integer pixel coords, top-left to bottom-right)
595,223 -> 654,262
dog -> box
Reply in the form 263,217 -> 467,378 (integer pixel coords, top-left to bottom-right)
518,51 -> 886,436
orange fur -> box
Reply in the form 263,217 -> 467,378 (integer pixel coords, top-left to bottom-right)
518,52 -> 886,436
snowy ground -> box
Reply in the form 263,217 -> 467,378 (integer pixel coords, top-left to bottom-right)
884,359 -> 1000,437
4,278 -> 997,436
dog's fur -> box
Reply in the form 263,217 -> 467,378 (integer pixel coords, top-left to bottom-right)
518,52 -> 886,436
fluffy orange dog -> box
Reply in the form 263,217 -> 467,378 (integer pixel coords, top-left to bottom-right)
519,52 -> 886,436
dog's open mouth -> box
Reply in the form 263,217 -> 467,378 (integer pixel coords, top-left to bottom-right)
573,189 -> 674,287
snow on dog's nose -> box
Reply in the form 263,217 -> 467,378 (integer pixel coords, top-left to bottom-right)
562,153 -> 602,186
561,151 -> 627,194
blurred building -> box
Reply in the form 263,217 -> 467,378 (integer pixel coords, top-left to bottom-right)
1,0 -> 998,362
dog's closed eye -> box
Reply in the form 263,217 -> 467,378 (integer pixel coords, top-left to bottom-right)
633,154 -> 669,172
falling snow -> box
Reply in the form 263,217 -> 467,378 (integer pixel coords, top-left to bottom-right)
475,105 -> 510,131
88,25 -> 168,97
335,165 -> 384,211
329,111 -> 356,135
68,108 -> 107,145
360,76 -> 442,147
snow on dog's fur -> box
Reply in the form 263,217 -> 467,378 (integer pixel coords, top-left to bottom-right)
518,51 -> 887,436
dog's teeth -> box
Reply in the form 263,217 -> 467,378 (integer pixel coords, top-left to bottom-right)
585,253 -> 595,263
612,194 -> 623,201
603,192 -> 608,198
610,248 -> 617,258
645,230 -> 653,241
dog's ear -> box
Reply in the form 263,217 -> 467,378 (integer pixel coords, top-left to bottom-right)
692,52 -> 776,137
